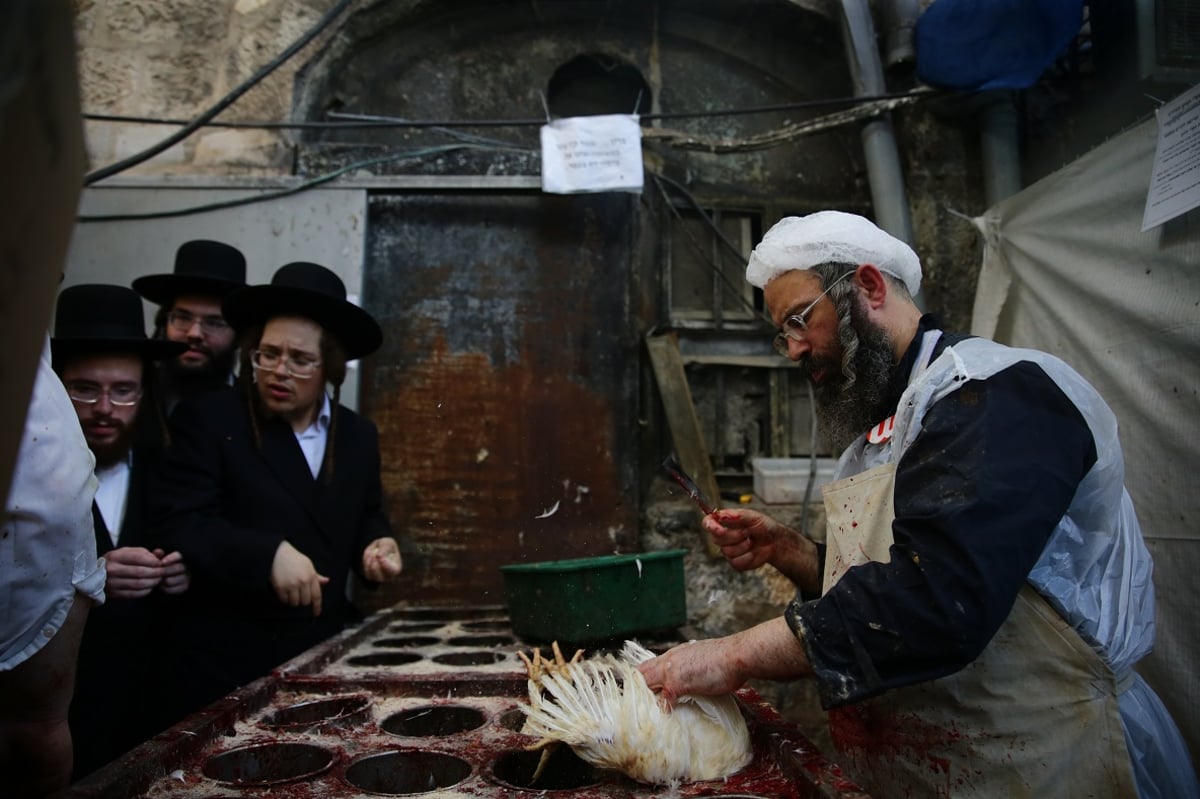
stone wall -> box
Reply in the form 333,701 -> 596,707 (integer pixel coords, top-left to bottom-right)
75,0 -> 324,175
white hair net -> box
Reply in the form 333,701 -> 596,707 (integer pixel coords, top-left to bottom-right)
745,211 -> 922,295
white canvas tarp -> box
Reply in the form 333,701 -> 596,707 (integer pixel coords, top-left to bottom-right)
972,115 -> 1200,766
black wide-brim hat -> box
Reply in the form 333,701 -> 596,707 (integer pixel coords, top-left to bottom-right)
132,239 -> 247,305
52,284 -> 188,365
222,262 -> 383,359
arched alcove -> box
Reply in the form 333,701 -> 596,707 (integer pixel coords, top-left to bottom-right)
289,0 -> 860,196
545,53 -> 652,117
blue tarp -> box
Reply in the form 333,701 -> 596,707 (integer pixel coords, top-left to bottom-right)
914,0 -> 1086,91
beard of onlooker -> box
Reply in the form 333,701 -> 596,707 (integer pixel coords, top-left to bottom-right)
809,288 -> 897,454
159,338 -> 236,397
83,412 -> 138,469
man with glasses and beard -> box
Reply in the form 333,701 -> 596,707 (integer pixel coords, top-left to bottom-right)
151,262 -> 403,721
132,239 -> 246,414
50,284 -> 191,779
638,212 -> 1197,798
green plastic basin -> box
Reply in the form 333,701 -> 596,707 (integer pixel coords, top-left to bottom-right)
500,550 -> 688,643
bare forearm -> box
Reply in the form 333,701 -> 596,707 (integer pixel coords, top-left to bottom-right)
639,616 -> 812,700
770,532 -> 822,595
727,616 -> 813,682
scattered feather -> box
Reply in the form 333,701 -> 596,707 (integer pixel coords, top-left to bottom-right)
535,500 -> 561,519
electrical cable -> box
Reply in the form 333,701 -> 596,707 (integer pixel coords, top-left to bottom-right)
644,90 -> 929,153
84,90 -> 925,166
321,114 -> 522,149
329,89 -> 938,126
82,88 -> 940,132
83,113 -> 390,129
76,143 -> 521,222
83,0 -> 357,185
648,173 -> 765,322
648,171 -> 758,278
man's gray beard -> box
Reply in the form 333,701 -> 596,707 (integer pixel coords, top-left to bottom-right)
812,299 -> 897,453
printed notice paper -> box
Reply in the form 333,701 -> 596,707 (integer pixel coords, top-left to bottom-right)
540,114 -> 643,195
1143,83 -> 1200,231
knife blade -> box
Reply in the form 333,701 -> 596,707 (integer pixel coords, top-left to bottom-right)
662,454 -> 717,515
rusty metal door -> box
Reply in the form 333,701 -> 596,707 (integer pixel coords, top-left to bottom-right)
359,192 -> 640,608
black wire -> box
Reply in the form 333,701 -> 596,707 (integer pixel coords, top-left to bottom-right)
649,174 -> 765,322
659,88 -> 937,120
83,0 -> 357,185
649,171 -> 755,271
83,114 -> 390,129
76,144 -> 506,222
82,88 -> 941,132
326,90 -> 937,125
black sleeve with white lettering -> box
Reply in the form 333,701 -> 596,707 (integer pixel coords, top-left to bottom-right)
790,361 -> 1097,708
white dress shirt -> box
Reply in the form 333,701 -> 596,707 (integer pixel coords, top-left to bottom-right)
294,393 -> 332,478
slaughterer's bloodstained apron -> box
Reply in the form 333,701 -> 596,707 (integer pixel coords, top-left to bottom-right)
819,463 -> 1138,798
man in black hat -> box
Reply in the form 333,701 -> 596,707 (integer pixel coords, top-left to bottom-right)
151,262 -> 402,718
132,239 -> 246,413
51,284 -> 191,779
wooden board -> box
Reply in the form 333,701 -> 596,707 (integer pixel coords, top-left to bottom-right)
645,331 -> 722,558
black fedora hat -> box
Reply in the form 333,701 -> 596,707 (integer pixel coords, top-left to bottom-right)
222,262 -> 382,359
132,240 -> 247,305
52,284 -> 188,365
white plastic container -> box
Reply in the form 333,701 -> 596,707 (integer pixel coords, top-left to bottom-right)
751,457 -> 837,504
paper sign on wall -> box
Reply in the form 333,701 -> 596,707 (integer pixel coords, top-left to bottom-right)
540,114 -> 643,195
1142,82 -> 1200,231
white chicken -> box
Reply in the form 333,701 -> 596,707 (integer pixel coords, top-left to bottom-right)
517,640 -> 753,785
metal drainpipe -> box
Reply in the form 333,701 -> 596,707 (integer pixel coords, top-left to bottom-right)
879,0 -> 920,68
981,91 -> 1022,206
835,0 -> 915,248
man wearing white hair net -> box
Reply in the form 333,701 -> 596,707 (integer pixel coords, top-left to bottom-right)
642,211 -> 1197,798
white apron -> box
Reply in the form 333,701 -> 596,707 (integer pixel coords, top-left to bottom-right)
818,332 -> 1137,798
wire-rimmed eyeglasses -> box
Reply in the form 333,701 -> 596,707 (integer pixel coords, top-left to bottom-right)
66,383 -> 143,406
251,348 -> 321,379
772,270 -> 856,357
167,309 -> 230,336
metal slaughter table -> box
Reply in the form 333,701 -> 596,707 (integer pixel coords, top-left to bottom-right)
59,606 -> 870,799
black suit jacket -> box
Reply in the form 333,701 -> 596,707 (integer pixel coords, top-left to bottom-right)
150,386 -> 392,712
71,443 -> 177,779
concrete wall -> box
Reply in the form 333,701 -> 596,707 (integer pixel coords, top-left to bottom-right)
65,182 -> 367,407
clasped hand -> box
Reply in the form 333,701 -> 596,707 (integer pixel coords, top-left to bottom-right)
103,547 -> 190,599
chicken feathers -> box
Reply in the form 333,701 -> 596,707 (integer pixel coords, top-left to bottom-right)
518,640 -> 753,785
